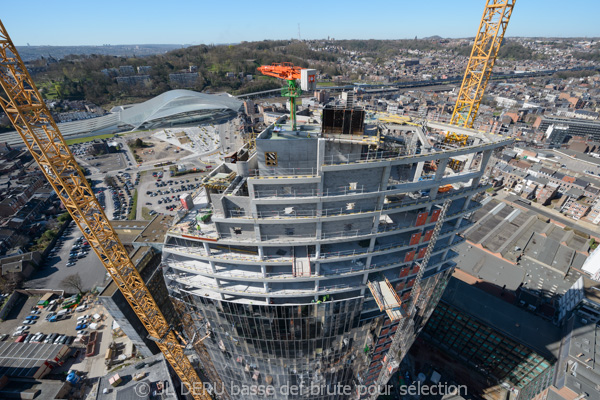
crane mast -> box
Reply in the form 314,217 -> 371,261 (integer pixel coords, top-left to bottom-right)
451,0 -> 516,128
0,20 -> 210,400
257,62 -> 306,131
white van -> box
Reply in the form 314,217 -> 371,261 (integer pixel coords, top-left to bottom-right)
75,305 -> 87,313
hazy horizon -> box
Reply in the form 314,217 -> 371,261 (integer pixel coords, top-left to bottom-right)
3,0 -> 599,47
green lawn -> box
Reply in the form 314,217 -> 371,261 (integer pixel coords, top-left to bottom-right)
128,190 -> 138,220
65,133 -> 116,146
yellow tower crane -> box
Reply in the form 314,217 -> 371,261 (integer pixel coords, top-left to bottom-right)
0,21 -> 210,400
446,0 -> 516,145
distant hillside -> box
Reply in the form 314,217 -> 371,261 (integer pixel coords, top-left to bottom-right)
16,44 -> 186,61
28,40 -> 339,107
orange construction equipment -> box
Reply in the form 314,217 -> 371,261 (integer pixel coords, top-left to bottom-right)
257,62 -> 307,131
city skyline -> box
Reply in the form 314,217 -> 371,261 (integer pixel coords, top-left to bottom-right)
2,0 -> 599,46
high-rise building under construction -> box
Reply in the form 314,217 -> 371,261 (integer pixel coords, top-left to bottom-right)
161,109 -> 511,399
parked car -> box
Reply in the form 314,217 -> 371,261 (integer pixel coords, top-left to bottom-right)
75,323 -> 87,330
45,333 -> 58,344
25,315 -> 39,321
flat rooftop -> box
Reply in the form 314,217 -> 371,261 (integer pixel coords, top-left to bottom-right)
462,197 -> 588,296
564,319 -> 600,400
110,220 -> 150,244
134,214 -> 174,244
0,378 -> 68,400
0,342 -> 67,378
96,353 -> 177,400
583,276 -> 600,304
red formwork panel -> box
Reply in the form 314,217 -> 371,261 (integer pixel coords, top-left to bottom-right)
424,229 -> 434,242
409,232 -> 422,246
416,212 -> 428,226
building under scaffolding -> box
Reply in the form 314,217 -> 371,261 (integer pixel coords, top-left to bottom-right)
161,111 -> 511,399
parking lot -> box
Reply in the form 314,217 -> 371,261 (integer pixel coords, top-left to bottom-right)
71,140 -> 129,174
105,171 -> 140,220
136,170 -> 207,217
25,221 -> 109,292
0,294 -> 100,345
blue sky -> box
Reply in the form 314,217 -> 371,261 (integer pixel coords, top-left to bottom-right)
2,0 -> 599,46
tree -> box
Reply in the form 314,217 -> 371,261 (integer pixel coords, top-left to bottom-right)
61,273 -> 85,294
134,138 -> 144,148
104,176 -> 116,187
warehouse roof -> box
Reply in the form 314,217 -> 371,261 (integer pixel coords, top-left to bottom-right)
0,342 -> 67,378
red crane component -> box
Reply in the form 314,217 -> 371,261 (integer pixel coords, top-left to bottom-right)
257,62 -> 303,80
257,62 -> 309,131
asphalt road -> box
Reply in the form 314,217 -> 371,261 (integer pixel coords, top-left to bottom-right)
25,222 -> 109,292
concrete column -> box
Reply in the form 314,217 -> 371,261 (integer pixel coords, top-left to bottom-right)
258,246 -> 264,259
472,149 -> 493,188
261,264 -> 267,278
412,162 -> 425,183
209,260 -> 217,274
380,165 -> 392,194
365,254 -> 373,270
254,225 -> 262,242
371,212 -> 383,242
430,157 -> 450,201
435,158 -> 449,181
203,242 -> 211,255
464,138 -> 481,168
316,138 -> 326,174
314,262 -> 321,276
479,150 -> 493,173
368,237 -> 376,253
316,220 -> 322,240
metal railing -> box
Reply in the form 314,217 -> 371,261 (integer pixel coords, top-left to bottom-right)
322,149 -> 409,165
253,185 -> 366,199
249,168 -> 318,178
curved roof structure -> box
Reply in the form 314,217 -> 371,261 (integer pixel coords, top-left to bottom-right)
117,90 -> 243,130
0,90 -> 243,146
